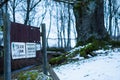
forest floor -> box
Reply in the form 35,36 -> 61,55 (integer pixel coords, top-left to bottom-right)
54,48 -> 120,80
0,65 -> 42,80
0,48 -> 120,80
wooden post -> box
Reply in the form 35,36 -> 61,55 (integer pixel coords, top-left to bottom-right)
41,23 -> 48,75
48,64 -> 60,80
41,24 -> 60,80
3,13 -> 11,80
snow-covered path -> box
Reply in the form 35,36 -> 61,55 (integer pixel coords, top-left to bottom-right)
54,48 -> 120,80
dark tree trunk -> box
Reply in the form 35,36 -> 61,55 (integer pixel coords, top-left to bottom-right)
12,0 -> 16,22
73,0 -> 108,43
24,0 -> 30,25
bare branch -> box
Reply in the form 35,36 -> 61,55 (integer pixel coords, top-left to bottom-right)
30,0 -> 41,11
0,0 -> 9,8
53,0 -> 79,5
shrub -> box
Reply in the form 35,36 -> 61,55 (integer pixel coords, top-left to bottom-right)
79,40 -> 106,58
47,47 -> 65,53
49,54 -> 67,65
50,39 -> 112,64
109,40 -> 120,47
18,70 -> 53,80
18,70 -> 39,80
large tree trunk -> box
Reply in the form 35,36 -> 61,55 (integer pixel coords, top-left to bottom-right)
73,0 -> 108,43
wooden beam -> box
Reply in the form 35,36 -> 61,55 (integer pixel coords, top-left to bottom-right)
53,0 -> 75,4
48,64 -> 60,80
41,23 -> 48,75
3,12 -> 11,80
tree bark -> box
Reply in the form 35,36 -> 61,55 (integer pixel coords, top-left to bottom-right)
12,0 -> 16,22
108,0 -> 112,36
24,0 -> 30,25
67,1 -> 71,50
73,0 -> 108,43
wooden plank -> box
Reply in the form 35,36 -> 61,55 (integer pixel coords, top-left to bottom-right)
47,51 -> 62,55
41,24 -> 48,75
3,13 -> 11,80
11,22 -> 40,42
48,64 -> 60,80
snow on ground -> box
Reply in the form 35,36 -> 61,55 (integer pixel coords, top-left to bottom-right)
54,48 -> 120,80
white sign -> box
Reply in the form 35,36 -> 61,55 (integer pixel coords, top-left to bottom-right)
26,43 -> 36,58
11,42 -> 26,59
36,43 -> 41,50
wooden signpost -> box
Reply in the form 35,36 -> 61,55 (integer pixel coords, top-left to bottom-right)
3,13 -> 11,80
2,13 -> 59,79
41,23 -> 48,75
41,23 -> 60,80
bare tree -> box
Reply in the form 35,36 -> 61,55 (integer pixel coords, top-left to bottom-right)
108,0 -> 112,36
0,0 -> 9,8
112,0 -> 120,40
54,0 -> 109,44
56,2 -> 60,48
59,3 -> 63,48
51,0 -> 76,48
47,1 -> 53,47
36,0 -> 48,27
8,0 -> 41,25
67,0 -> 71,50
8,0 -> 23,22
20,0 -> 41,25
105,0 -> 120,39
60,2 -> 67,48
23,0 -> 41,25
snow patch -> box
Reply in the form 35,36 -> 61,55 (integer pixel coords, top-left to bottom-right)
54,48 -> 120,80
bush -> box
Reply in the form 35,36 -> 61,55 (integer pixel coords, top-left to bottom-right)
18,70 -> 39,80
49,54 -> 67,65
18,70 -> 53,80
47,47 -> 65,53
49,39 -> 113,64
109,40 -> 120,47
79,40 -> 107,58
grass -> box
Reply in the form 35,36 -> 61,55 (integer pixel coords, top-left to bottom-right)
18,70 -> 39,80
